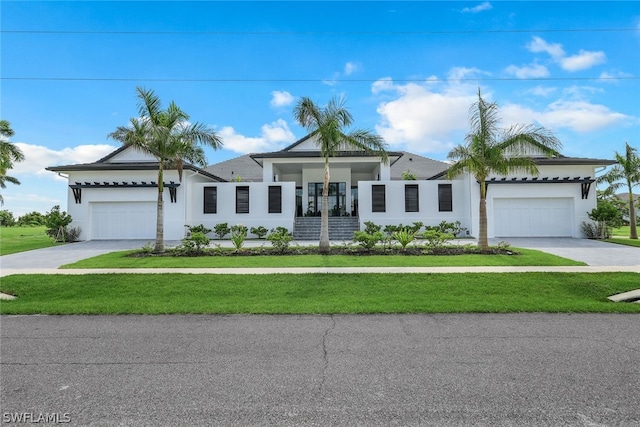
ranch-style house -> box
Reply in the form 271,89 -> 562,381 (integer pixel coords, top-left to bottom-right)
46,134 -> 615,241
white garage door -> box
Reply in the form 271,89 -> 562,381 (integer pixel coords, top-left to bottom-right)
90,202 -> 156,240
494,198 -> 573,237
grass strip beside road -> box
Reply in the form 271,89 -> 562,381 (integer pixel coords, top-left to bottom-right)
1,272 -> 639,315
61,248 -> 585,269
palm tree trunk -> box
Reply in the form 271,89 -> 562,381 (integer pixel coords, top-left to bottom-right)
628,187 -> 638,239
478,181 -> 489,251
154,167 -> 165,253
319,161 -> 331,254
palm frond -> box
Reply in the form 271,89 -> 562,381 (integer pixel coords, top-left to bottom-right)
293,97 -> 322,130
499,124 -> 562,157
0,120 -> 15,139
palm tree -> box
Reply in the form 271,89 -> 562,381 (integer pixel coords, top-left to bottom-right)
447,89 -> 562,251
109,87 -> 223,253
0,120 -> 25,205
597,142 -> 639,239
293,96 -> 388,254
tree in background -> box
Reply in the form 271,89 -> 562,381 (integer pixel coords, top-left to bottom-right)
109,87 -> 223,253
0,120 -> 25,205
293,96 -> 388,254
447,89 -> 562,251
597,142 -> 639,239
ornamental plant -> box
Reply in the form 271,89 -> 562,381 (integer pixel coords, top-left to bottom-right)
214,222 -> 230,240
230,224 -> 248,250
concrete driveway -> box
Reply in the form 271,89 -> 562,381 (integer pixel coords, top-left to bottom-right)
0,237 -> 637,270
493,237 -> 639,266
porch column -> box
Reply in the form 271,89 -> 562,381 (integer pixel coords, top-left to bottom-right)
262,160 -> 275,182
379,161 -> 391,181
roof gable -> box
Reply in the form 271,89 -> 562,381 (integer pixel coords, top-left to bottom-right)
47,145 -> 226,182
99,145 -> 157,163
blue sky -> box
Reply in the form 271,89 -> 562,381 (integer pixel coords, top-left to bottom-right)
1,1 -> 639,216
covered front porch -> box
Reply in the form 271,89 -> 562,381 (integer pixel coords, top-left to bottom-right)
251,151 -> 402,219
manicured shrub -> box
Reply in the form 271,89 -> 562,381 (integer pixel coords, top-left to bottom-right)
353,230 -> 384,250
213,222 -> 230,240
363,221 -> 381,234
250,225 -> 268,239
267,227 -> 293,252
187,224 -> 212,235
177,231 -> 210,255
422,230 -> 454,253
424,220 -> 467,237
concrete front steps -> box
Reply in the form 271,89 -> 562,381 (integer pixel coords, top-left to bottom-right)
294,217 -> 360,241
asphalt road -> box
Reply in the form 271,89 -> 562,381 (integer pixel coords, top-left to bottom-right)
1,314 -> 639,426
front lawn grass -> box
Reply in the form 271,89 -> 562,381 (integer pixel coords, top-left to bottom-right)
0,226 -> 60,255
1,273 -> 639,315
605,238 -> 640,248
62,247 -> 585,268
611,226 -> 631,237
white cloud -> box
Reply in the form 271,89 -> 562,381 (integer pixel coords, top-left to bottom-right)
447,67 -> 487,82
371,77 -> 395,94
270,91 -> 295,108
323,61 -> 362,86
559,50 -> 606,72
461,2 -> 492,13
501,99 -> 630,133
218,119 -> 296,154
344,62 -> 360,75
525,86 -> 558,97
527,36 -> 565,59
599,71 -> 633,83
526,36 -> 606,72
2,193 -> 60,204
11,143 -> 117,178
373,78 -> 477,153
505,63 -> 550,79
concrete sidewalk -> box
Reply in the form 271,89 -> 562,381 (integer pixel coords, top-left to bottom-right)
2,265 -> 640,277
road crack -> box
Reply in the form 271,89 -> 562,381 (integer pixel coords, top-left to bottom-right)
319,314 -> 336,395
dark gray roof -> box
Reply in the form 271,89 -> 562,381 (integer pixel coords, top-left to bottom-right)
532,156 -> 616,166
429,155 -> 616,180
204,154 -> 263,182
46,146 -> 226,182
390,152 -> 450,180
206,151 -> 449,182
251,150 -> 403,160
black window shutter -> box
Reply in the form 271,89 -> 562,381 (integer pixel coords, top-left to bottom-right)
438,184 -> 453,212
203,187 -> 217,214
405,184 -> 419,212
236,186 -> 250,214
372,185 -> 386,212
268,186 -> 282,214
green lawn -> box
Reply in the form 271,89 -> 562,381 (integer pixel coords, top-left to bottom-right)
62,247 -> 585,268
1,272 -> 638,315
605,238 -> 640,248
0,226 -> 60,255
605,226 -> 640,247
611,226 -> 631,237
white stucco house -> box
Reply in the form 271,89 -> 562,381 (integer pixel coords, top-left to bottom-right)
47,134 -> 615,241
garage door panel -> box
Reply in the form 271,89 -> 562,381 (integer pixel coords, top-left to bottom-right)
494,198 -> 572,237
91,202 -> 156,240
